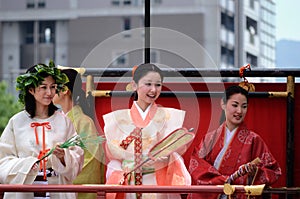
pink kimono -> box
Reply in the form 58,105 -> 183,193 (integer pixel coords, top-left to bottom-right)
103,103 -> 191,199
188,122 -> 282,199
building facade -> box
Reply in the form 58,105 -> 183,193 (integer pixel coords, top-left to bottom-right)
0,0 -> 276,93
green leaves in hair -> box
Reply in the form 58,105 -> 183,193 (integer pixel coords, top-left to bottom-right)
16,60 -> 69,104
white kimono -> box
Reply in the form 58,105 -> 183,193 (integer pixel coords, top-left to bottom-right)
103,103 -> 191,199
0,110 -> 84,199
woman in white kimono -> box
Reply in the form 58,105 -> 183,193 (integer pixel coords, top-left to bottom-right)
53,69 -> 105,199
103,63 -> 191,199
0,62 -> 84,199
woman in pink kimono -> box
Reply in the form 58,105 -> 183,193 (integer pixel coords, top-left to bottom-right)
103,63 -> 191,199
188,85 -> 282,199
0,62 -> 84,199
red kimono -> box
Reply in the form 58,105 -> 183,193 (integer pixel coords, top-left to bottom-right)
188,122 -> 281,199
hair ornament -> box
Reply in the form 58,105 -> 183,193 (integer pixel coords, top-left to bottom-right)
238,64 -> 255,92
131,65 -> 138,78
126,65 -> 138,91
16,60 -> 69,104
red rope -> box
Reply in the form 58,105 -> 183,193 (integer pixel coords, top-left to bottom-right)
31,122 -> 51,180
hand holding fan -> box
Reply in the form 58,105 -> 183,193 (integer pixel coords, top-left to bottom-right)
121,127 -> 195,183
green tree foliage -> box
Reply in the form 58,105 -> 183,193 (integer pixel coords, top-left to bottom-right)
0,81 -> 22,135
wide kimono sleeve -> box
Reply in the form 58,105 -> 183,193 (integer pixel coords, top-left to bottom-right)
250,133 -> 282,185
102,110 -> 129,188
49,114 -> 84,183
188,128 -> 228,185
0,116 -> 39,185
189,143 -> 228,185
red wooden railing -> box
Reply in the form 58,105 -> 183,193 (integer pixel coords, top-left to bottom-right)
0,184 -> 299,199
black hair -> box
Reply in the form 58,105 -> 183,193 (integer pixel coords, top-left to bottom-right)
61,69 -> 93,118
219,85 -> 249,124
25,64 -> 58,118
132,63 -> 164,101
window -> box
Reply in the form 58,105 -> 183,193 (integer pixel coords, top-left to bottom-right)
123,17 -> 131,31
38,0 -> 46,8
112,51 -> 129,66
221,46 -> 234,66
249,0 -> 255,9
22,21 -> 55,44
246,53 -> 257,67
123,17 -> 131,37
112,0 -> 132,6
112,0 -> 120,6
246,17 -> 257,34
150,50 -> 160,63
27,0 -> 46,9
154,0 -> 162,5
221,12 -> 234,32
26,0 -> 35,8
39,21 -> 55,43
44,28 -> 51,43
123,0 -> 131,5
246,17 -> 257,45
23,22 -> 34,44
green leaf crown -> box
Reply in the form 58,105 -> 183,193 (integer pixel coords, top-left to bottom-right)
16,60 -> 69,104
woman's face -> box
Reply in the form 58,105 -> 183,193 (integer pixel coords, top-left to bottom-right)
132,71 -> 162,111
222,93 -> 248,131
53,86 -> 67,106
52,90 -> 62,105
29,76 -> 57,107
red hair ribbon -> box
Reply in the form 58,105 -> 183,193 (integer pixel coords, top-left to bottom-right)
132,65 -> 138,78
239,64 -> 251,83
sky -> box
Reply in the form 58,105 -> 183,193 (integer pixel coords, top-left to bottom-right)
276,0 -> 300,41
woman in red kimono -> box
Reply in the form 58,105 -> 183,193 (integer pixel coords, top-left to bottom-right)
188,85 -> 281,199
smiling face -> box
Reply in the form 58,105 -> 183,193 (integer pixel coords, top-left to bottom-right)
132,71 -> 162,111
29,76 -> 57,107
222,93 -> 248,131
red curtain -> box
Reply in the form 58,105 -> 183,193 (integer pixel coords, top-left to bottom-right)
92,82 -> 300,187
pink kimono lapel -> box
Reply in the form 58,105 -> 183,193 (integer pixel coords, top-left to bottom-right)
130,103 -> 158,128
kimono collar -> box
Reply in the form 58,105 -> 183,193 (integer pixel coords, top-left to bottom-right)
225,126 -> 238,144
130,102 -> 158,128
109,103 -> 166,134
133,101 -> 152,120
222,122 -> 247,135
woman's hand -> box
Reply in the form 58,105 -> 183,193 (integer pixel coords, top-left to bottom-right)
226,161 -> 258,183
244,162 -> 257,176
237,162 -> 257,177
31,163 -> 39,171
143,156 -> 169,170
52,144 -> 66,166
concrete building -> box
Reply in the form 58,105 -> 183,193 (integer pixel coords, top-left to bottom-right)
0,0 -> 276,93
